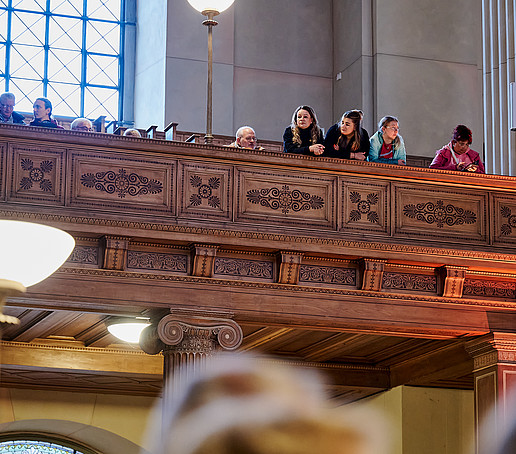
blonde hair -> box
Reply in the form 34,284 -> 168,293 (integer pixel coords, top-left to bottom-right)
290,105 -> 322,146
378,115 -> 401,149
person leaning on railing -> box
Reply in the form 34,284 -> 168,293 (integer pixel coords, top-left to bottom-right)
0,92 -> 26,125
368,115 -> 406,165
323,110 -> 370,161
430,124 -> 485,173
283,105 -> 325,156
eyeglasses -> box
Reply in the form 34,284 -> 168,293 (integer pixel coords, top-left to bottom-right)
0,103 -> 14,110
74,126 -> 92,132
385,126 -> 399,132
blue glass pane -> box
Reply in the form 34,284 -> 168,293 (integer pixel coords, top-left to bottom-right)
86,0 -> 120,21
49,16 -> 83,50
10,77 -> 44,112
86,21 -> 119,54
10,43 -> 45,79
11,0 -> 46,12
50,0 -> 83,17
0,9 -> 7,41
84,86 -> 118,119
87,54 -> 118,87
48,48 -> 82,83
48,81 -> 81,116
11,11 -> 46,46
0,44 -> 5,76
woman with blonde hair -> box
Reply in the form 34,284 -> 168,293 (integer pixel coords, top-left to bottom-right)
283,105 -> 325,156
324,109 -> 369,160
368,115 -> 406,165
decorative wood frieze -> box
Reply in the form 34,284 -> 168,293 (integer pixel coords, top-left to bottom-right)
190,244 -> 219,278
8,145 -> 64,204
127,251 -> 188,273
102,235 -> 129,271
237,168 -> 336,229
359,259 -> 386,291
179,161 -> 232,220
299,264 -> 356,286
70,152 -> 173,213
67,245 -> 99,266
437,266 -> 468,298
463,278 -> 516,299
382,272 -> 437,293
213,257 -> 274,280
466,333 -> 516,371
277,252 -> 304,285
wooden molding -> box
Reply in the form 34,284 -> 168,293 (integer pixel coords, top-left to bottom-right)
190,244 -> 219,277
276,251 -> 304,284
102,235 -> 129,271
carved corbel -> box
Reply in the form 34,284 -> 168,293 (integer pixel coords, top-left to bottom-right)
190,244 -> 219,278
437,265 -> 467,298
102,235 -> 129,271
276,251 -> 304,285
358,259 -> 386,291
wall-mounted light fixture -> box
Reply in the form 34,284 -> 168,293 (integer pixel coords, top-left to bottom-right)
106,317 -> 151,344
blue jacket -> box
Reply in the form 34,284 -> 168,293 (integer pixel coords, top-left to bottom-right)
368,131 -> 406,164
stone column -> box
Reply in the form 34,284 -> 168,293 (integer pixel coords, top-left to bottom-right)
465,333 -> 516,453
140,310 -> 243,398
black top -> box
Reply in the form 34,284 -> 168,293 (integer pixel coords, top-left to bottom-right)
323,123 -> 370,159
283,125 -> 324,155
29,118 -> 62,129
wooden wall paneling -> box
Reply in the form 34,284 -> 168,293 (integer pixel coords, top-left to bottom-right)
394,183 -> 488,244
7,143 -> 65,205
69,151 -> 174,215
236,166 -> 337,230
340,177 -> 390,235
178,160 -> 233,221
0,142 -> 5,202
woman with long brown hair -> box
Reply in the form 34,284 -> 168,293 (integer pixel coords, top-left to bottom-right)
324,110 -> 369,160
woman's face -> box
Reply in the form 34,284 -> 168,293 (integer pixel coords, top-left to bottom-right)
452,139 -> 469,155
382,121 -> 399,142
296,109 -> 313,129
340,117 -> 355,137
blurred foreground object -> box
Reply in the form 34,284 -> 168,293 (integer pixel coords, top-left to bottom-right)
150,353 -> 389,454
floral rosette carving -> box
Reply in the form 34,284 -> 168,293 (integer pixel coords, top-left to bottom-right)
189,175 -> 221,208
500,206 -> 516,236
20,158 -> 53,192
247,184 -> 324,214
403,199 -> 476,228
349,191 -> 379,223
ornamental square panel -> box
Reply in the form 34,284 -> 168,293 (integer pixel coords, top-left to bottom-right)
8,144 -> 65,204
394,184 -> 487,243
236,167 -> 336,229
493,196 -> 516,245
70,152 -> 174,214
178,161 -> 232,220
341,179 -> 389,234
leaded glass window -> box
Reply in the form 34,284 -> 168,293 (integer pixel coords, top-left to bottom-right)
0,439 -> 87,453
0,0 -> 134,121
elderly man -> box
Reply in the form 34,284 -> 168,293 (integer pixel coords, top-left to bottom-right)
228,126 -> 264,150
0,92 -> 25,124
70,117 -> 93,132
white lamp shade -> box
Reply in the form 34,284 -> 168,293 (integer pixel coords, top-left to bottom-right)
0,220 -> 75,288
187,0 -> 235,13
107,321 -> 151,343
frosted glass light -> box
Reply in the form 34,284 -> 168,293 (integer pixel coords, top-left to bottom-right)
187,0 -> 235,14
107,321 -> 151,344
0,220 -> 75,288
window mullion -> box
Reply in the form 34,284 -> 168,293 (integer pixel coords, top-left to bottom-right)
81,0 -> 88,117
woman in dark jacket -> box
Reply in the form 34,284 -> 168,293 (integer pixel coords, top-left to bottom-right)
324,109 -> 369,160
283,105 -> 325,156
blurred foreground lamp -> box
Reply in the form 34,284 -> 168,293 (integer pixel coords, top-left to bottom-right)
0,220 -> 75,324
187,0 -> 235,144
106,317 -> 151,344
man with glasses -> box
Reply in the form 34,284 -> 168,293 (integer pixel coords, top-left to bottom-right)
0,92 -> 26,125
70,117 -> 93,132
227,126 -> 264,150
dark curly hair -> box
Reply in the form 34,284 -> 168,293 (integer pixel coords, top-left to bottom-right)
452,125 -> 472,144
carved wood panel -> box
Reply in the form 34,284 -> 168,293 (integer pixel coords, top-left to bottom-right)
66,245 -> 100,267
382,272 -> 437,293
70,152 -> 174,214
493,196 -> 516,245
213,257 -> 274,282
463,278 -> 516,299
178,161 -> 232,220
0,143 -> 5,201
236,167 -> 336,229
299,264 -> 357,287
8,144 -> 65,204
394,184 -> 487,242
341,178 -> 389,233
127,250 -> 188,274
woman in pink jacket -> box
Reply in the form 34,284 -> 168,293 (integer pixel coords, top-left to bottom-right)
430,124 -> 485,173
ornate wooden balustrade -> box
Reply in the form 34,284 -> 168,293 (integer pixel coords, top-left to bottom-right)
1,122 -> 516,406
